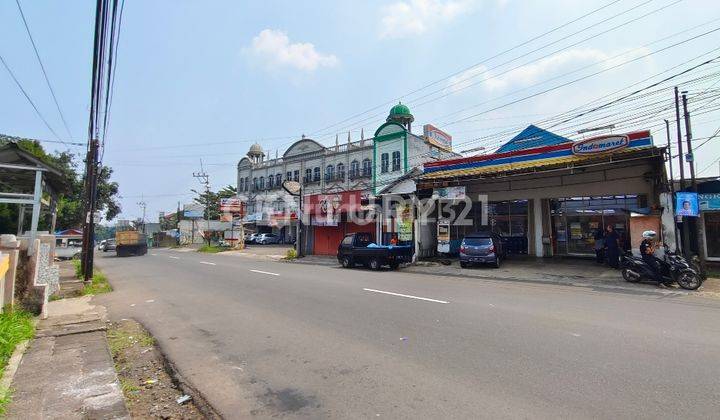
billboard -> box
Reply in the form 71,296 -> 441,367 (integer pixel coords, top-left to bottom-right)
183,203 -> 204,218
699,193 -> 720,211
675,192 -> 699,217
219,197 -> 244,213
423,124 -> 452,151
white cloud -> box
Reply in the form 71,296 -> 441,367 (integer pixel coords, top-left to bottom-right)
245,29 -> 339,72
446,47 -> 653,93
379,0 -> 478,39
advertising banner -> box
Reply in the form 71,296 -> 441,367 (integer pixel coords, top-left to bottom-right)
699,193 -> 720,211
433,186 -> 466,200
423,124 -> 452,151
676,192 -> 699,217
219,197 -> 244,213
183,203 -> 204,218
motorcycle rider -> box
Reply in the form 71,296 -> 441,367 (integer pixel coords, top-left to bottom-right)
639,230 -> 664,287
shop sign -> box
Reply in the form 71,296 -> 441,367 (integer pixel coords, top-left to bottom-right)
219,198 -> 244,213
183,203 -> 204,218
675,192 -> 699,217
424,124 -> 452,151
699,193 -> 720,211
434,186 -> 465,200
396,204 -> 413,242
572,134 -> 629,155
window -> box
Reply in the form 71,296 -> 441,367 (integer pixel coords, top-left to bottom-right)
392,151 -> 401,171
325,165 -> 335,182
313,167 -> 320,181
268,174 -> 274,188
276,173 -> 281,186
293,170 -> 299,182
350,160 -> 359,178
239,178 -> 244,191
305,168 -> 312,183
253,178 -> 258,190
245,177 -> 249,191
362,159 -> 371,177
286,171 -> 292,182
259,176 -> 265,190
381,153 -> 389,173
341,235 -> 353,246
336,163 -> 345,180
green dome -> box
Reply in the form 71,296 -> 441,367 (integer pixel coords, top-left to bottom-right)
387,102 -> 414,123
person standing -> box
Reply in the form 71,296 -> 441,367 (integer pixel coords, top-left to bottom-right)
593,227 -> 605,264
605,224 -> 620,269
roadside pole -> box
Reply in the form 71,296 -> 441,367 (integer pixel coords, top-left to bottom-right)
675,87 -> 690,258
664,119 -> 679,252
681,91 -> 707,275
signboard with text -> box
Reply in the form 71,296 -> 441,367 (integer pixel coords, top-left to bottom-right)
699,193 -> 720,211
676,192 -> 699,217
572,134 -> 629,155
423,124 -> 452,151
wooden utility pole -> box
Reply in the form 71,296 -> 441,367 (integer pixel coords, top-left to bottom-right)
675,87 -> 690,258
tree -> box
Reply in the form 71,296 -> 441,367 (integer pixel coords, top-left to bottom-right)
0,135 -> 121,232
191,185 -> 237,220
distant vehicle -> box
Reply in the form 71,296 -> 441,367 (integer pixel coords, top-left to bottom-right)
115,231 -> 147,257
101,238 -> 116,252
337,232 -> 412,270
55,238 -> 82,260
256,233 -> 280,245
245,232 -> 258,244
459,232 -> 505,268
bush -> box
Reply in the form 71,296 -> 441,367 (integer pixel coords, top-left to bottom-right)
72,258 -> 82,279
197,245 -> 223,253
285,248 -> 298,260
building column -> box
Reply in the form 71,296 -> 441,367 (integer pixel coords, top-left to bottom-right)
533,198 -> 543,257
29,170 -> 43,255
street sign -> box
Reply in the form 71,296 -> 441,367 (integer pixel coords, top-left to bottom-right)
282,180 -> 302,196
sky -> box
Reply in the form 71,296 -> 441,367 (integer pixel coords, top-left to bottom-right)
2,0 -> 720,223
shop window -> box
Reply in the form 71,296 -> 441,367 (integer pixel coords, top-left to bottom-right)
381,153 -> 389,173
350,160 -> 359,178
337,163 -> 345,180
314,167 -> 320,181
362,159 -> 372,177
392,151 -> 401,171
706,212 -> 720,258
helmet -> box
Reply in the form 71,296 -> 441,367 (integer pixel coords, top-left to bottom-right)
642,230 -> 657,240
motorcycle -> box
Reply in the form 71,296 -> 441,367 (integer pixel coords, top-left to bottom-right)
621,248 -> 702,290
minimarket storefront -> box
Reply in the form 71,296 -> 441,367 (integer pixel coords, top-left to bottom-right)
304,190 -> 375,255
419,130 -> 669,258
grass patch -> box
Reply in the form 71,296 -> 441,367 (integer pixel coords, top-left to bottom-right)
0,310 -> 35,416
107,326 -> 154,359
72,258 -> 82,279
82,271 -> 112,295
284,248 -> 298,260
197,245 -> 224,253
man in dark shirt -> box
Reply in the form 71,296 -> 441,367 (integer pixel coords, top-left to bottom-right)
640,231 -> 663,286
605,225 -> 620,269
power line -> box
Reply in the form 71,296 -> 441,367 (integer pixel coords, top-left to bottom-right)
14,0 -> 74,141
0,53 -> 64,142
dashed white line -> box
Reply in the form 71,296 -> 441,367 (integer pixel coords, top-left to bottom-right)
250,269 -> 280,276
363,288 -> 449,304
146,299 -> 155,303
168,256 -> 180,259
150,253 -> 157,256
200,261 -> 216,266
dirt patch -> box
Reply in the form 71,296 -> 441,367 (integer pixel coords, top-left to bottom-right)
108,319 -> 206,419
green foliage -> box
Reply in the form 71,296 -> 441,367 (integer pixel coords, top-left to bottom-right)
82,271 -> 112,295
191,185 -> 237,220
0,310 -> 34,378
198,245 -> 223,253
72,259 -> 82,279
0,387 -> 12,417
285,248 -> 298,260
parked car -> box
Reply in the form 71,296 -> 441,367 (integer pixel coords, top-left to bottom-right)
256,233 -> 280,245
459,232 -> 505,268
101,238 -> 116,252
337,232 -> 412,270
55,238 -> 82,260
244,233 -> 256,244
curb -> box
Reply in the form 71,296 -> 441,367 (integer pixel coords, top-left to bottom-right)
0,339 -> 30,392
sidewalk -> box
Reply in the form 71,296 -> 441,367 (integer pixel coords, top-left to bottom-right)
6,293 -> 128,418
288,254 -> 720,297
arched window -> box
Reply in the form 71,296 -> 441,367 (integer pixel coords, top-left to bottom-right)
276,173 -> 282,186
253,177 -> 258,190
313,167 -> 320,181
362,159 -> 371,177
381,153 -> 389,173
305,168 -> 312,183
336,163 -> 345,180
259,176 -> 265,190
350,160 -> 359,178
245,177 -> 250,191
392,151 -> 401,171
286,171 -> 292,182
268,174 -> 274,188
239,178 -> 244,191
325,165 -> 335,182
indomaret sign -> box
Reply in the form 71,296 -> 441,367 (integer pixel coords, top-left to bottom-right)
572,134 -> 629,155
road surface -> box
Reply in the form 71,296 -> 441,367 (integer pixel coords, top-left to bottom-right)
95,249 -> 720,419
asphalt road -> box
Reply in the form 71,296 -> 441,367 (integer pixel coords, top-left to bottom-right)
95,249 -> 720,419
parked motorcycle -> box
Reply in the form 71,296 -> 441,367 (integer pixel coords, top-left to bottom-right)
621,248 -> 702,290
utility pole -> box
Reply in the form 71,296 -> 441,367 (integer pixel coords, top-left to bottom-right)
681,91 -> 707,275
137,197 -> 147,234
176,201 -> 181,245
80,139 -> 99,284
675,86 -> 690,258
193,160 -> 211,246
664,119 -> 679,252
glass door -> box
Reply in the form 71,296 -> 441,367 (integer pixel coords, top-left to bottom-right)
565,212 -> 603,255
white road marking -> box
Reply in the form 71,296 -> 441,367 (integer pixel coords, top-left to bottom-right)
571,333 -> 581,337
146,299 -> 155,303
250,269 -> 280,276
130,304 -> 136,307
150,253 -> 157,256
200,261 -> 216,266
488,303 -> 495,307
168,256 -> 180,259
362,288 -> 449,304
